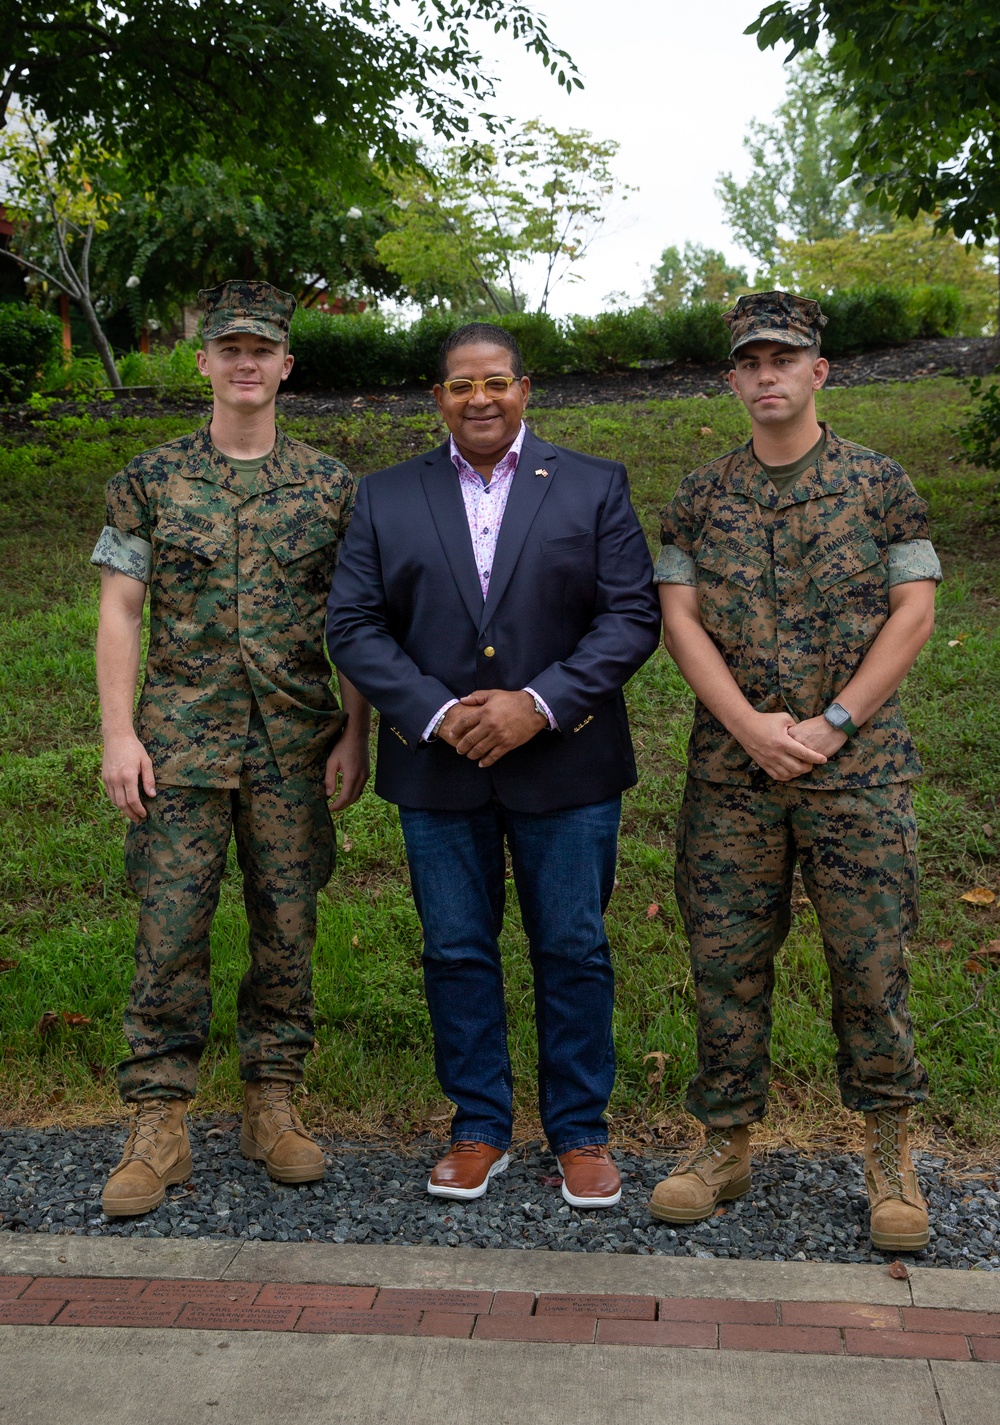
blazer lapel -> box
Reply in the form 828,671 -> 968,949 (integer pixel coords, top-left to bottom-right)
419,441 -> 484,630
480,432 -> 557,630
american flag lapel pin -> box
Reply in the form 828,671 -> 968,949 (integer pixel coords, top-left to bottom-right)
534,467 -> 548,477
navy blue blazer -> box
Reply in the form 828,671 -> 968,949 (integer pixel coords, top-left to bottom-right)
325,428 -> 661,812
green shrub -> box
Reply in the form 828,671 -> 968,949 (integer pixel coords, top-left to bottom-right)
114,339 -> 208,399
819,284 -> 917,356
910,284 -> 963,339
563,309 -> 662,371
39,354 -> 106,396
404,313 -> 457,384
956,376 -> 1000,470
495,312 -> 565,375
287,310 -> 414,389
0,303 -> 62,401
660,302 -> 731,363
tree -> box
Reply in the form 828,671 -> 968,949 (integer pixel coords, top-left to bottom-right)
96,159 -> 403,334
767,219 -> 998,334
377,121 -> 627,314
1,0 -> 578,196
717,52 -> 889,265
644,242 -> 748,312
0,109 -> 123,385
749,1 -> 1000,328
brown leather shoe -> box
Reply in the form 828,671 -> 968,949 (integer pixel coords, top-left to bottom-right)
427,1141 -> 509,1200
240,1081 -> 325,1184
102,1098 -> 192,1217
558,1145 -> 622,1208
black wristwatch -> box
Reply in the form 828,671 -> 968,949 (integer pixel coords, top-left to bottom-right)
823,702 -> 858,738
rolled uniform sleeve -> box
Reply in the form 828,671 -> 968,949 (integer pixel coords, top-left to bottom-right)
888,538 -> 943,586
91,463 -> 154,583
655,478 -> 698,584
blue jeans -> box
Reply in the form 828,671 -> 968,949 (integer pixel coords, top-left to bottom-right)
398,796 -> 620,1156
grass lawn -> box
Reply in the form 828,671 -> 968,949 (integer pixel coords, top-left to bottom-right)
1,379 -> 999,1154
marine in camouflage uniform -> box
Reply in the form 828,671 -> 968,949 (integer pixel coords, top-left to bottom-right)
92,281 -> 367,1214
649,291 -> 941,1250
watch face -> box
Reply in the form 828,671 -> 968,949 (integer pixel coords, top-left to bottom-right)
825,703 -> 850,730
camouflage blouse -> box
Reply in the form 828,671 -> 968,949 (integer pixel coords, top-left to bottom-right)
92,423 -> 355,787
656,425 -> 942,788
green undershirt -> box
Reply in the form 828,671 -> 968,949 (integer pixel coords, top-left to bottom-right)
755,430 -> 827,496
224,450 -> 272,479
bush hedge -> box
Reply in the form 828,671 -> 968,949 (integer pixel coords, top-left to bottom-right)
285,283 -> 962,389
0,282 -> 968,401
0,302 -> 62,401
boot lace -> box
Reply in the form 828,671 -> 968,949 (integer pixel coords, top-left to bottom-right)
261,1081 -> 301,1134
566,1145 -> 608,1160
873,1110 -> 905,1196
126,1102 -> 173,1164
450,1140 -> 492,1155
690,1129 -> 736,1169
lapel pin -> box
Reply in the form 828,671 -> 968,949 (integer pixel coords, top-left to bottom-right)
534,467 -> 548,477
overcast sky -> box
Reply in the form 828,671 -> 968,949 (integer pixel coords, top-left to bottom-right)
457,0 -> 792,314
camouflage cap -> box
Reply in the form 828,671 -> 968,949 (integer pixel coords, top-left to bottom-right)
723,289 -> 827,357
198,280 -> 296,344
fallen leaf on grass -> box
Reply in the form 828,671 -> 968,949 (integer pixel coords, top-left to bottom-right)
699,426 -> 713,436
341,837 -> 353,853
888,1260 -> 909,1281
965,958 -> 987,976
959,887 -> 995,906
36,1010 -> 92,1033
935,940 -> 954,952
947,638 -> 965,648
643,1051 -> 671,1087
646,903 -> 660,919
978,939 -> 1000,959
0,958 -> 18,974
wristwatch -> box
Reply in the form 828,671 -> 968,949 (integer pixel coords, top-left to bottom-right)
823,702 -> 858,737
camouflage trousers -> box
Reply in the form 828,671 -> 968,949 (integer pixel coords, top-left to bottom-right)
674,776 -> 928,1127
118,706 -> 335,1102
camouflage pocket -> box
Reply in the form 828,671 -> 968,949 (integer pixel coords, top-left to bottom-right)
898,815 -> 919,943
309,786 -> 336,892
124,819 -> 150,898
695,538 -> 764,650
267,517 -> 341,629
807,533 -> 887,652
150,521 -> 225,618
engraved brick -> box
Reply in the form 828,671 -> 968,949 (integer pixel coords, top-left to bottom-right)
0,1300 -> 64,1326
56,1301 -> 182,1329
658,1297 -> 778,1325
23,1277 -> 147,1302
597,1319 -> 718,1349
473,1315 -> 597,1345
781,1302 -> 902,1331
374,1288 -> 493,1314
255,1283 -> 377,1310
844,1328 -> 970,1361
490,1291 -> 536,1316
140,1280 -> 261,1304
416,1311 -> 476,1338
0,1276 -> 32,1300
721,1324 -> 843,1355
175,1303 -> 299,1332
537,1293 -> 655,1321
902,1307 -> 1000,1337
296,1308 -> 422,1336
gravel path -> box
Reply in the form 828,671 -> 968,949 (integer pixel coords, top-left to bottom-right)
2,1125 -> 997,1270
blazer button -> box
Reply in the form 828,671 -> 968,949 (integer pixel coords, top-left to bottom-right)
483,646 -> 495,657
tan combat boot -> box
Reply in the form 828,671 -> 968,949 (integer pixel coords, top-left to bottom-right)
649,1126 -> 752,1224
102,1099 -> 193,1217
864,1108 -> 929,1251
240,1080 -> 325,1184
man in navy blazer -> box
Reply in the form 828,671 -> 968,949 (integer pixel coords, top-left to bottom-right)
327,323 -> 660,1208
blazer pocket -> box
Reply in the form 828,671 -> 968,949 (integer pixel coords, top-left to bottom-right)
540,532 -> 596,552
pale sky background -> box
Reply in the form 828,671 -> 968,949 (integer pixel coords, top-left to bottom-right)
452,0 -> 792,315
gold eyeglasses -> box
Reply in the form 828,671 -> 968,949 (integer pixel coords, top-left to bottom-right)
441,376 -> 519,401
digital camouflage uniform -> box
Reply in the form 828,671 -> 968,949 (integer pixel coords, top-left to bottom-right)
92,285 -> 355,1101
657,419 -> 942,1128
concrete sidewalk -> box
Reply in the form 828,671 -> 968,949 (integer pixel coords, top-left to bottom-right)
2,1235 -> 998,1424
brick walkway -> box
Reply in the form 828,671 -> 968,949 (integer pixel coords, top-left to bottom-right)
2,1273 -> 998,1361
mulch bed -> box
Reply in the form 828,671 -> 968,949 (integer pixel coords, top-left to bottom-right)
3,336 -> 996,433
